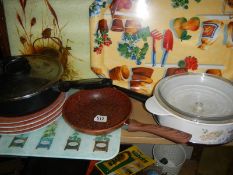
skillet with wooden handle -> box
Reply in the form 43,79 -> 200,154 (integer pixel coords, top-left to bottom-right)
62,87 -> 192,144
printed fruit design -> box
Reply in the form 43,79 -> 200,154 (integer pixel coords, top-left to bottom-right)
181,17 -> 200,31
173,17 -> 200,41
173,17 -> 187,38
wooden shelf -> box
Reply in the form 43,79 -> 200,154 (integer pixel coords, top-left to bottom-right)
121,97 -> 174,144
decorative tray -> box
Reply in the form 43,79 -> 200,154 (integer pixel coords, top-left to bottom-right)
0,117 -> 121,160
89,0 -> 233,95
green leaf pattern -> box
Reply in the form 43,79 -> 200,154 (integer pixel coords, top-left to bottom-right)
118,27 -> 150,65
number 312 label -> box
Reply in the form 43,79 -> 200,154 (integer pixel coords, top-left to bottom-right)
94,115 -> 107,122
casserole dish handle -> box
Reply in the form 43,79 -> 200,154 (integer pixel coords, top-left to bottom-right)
145,97 -> 170,115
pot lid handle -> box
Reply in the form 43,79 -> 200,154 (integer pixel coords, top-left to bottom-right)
145,97 -> 169,115
3,56 -> 31,77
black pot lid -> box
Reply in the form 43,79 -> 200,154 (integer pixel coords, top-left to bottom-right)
154,73 -> 233,124
0,55 -> 63,101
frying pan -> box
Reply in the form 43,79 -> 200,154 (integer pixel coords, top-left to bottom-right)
0,55 -> 112,116
62,87 -> 192,144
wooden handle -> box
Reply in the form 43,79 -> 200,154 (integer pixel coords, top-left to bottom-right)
127,119 -> 191,144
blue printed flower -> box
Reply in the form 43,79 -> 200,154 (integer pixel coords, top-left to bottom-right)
136,60 -> 142,65
89,0 -> 107,17
89,6 -> 101,16
132,35 -> 138,41
131,54 -> 136,60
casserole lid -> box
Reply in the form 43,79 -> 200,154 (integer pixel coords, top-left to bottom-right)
154,73 -> 233,124
0,55 -> 63,101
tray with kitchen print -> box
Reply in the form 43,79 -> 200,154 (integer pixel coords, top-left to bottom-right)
0,117 -> 121,160
89,0 -> 233,95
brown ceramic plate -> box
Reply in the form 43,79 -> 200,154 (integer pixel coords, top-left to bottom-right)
0,93 -> 65,124
0,99 -> 64,128
0,109 -> 62,134
62,88 -> 132,135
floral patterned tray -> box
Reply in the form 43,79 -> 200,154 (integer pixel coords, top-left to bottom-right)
0,116 -> 121,160
89,0 -> 233,95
